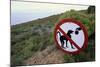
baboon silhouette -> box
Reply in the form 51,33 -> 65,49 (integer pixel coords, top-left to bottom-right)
57,27 -> 81,49
57,30 -> 74,49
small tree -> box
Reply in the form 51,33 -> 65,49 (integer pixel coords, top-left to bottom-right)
87,6 -> 95,14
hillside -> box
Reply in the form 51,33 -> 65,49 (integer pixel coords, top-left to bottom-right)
11,6 -> 95,66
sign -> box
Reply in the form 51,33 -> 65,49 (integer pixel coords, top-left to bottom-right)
54,18 -> 88,54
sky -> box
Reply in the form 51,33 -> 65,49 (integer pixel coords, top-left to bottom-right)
11,1 -> 89,25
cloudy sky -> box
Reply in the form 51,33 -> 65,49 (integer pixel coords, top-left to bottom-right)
11,1 -> 89,25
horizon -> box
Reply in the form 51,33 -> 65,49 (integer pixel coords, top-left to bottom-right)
11,1 -> 89,25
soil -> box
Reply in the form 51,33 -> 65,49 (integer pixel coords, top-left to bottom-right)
23,45 -> 66,65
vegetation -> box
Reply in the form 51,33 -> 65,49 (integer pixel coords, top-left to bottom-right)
11,6 -> 95,66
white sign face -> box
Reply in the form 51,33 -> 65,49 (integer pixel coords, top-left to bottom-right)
54,19 -> 88,54
57,22 -> 84,52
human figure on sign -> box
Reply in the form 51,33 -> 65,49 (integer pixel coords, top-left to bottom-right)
57,27 -> 81,49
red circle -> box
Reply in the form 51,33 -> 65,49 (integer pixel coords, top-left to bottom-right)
54,18 -> 88,54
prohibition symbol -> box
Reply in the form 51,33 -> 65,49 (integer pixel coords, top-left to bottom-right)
54,18 -> 88,54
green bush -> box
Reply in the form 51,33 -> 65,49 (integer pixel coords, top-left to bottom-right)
63,54 -> 75,63
11,7 -> 95,65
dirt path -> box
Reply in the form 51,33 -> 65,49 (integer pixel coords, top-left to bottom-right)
23,45 -> 65,65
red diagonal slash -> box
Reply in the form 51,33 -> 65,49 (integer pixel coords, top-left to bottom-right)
58,27 -> 81,50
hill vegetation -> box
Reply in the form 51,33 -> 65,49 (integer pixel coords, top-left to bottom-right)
11,6 -> 95,66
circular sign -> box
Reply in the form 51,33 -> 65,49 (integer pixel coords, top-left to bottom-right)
54,18 -> 88,54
